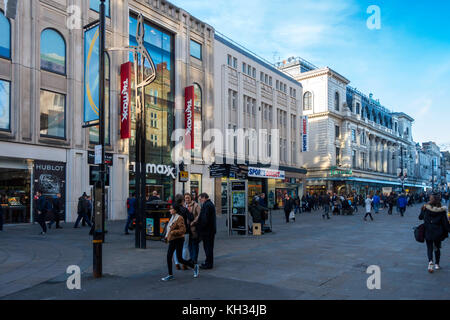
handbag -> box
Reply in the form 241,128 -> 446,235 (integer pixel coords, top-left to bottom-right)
414,224 -> 425,243
289,210 -> 295,220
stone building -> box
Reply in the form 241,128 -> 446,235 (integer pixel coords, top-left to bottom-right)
0,0 -> 214,224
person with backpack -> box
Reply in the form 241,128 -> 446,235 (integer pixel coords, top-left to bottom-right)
124,193 -> 137,235
185,193 -> 201,265
419,193 -> 450,273
173,194 -> 193,270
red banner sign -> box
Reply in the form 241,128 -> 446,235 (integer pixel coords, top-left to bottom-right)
185,86 -> 195,150
120,62 -> 132,139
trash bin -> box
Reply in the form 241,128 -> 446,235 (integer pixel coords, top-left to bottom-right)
145,200 -> 170,241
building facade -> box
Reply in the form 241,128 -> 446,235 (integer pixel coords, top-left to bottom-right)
279,58 -> 424,195
213,35 -> 306,211
0,0 -> 214,224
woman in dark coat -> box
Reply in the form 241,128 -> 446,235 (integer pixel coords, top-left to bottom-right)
419,193 -> 450,273
249,196 -> 268,229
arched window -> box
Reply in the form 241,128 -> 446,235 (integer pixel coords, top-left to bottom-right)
0,10 -> 11,59
192,83 -> 202,160
334,92 -> 340,111
303,91 -> 312,110
40,29 -> 66,75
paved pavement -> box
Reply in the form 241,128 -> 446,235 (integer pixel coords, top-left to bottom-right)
0,204 -> 449,300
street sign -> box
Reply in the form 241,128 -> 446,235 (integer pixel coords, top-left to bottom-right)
94,145 -> 102,165
179,171 -> 189,183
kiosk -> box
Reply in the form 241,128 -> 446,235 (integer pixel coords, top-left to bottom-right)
227,180 -> 248,236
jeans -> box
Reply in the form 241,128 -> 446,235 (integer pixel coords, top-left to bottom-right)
189,237 -> 200,264
373,203 -> 379,213
399,207 -> 406,216
48,210 -> 61,228
74,213 -> 92,228
388,204 -> 393,214
364,212 -> 373,220
167,238 -> 195,275
323,207 -> 330,219
174,234 -> 190,264
36,212 -> 47,232
294,205 -> 300,214
426,240 -> 441,264
124,213 -> 135,233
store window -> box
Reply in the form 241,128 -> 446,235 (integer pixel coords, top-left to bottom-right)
0,10 -> 11,59
0,79 -> 10,131
40,29 -> 66,75
192,83 -> 202,160
0,167 -> 32,224
89,53 -> 110,145
90,0 -> 111,17
190,40 -> 202,60
40,90 -> 65,139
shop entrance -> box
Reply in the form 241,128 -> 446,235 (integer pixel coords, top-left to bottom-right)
0,168 -> 31,224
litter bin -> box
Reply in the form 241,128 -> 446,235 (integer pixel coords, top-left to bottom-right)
145,200 -> 170,241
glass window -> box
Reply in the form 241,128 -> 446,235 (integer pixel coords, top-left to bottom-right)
40,90 -> 65,138
89,53 -> 110,145
90,0 -> 111,17
303,92 -> 312,110
40,29 -> 66,75
190,40 -> 202,60
352,129 -> 356,142
336,147 -> 341,166
0,79 -> 10,131
334,92 -> 340,111
242,62 -> 246,73
335,125 -> 340,139
0,11 -> 11,59
227,54 -> 232,66
356,103 -> 360,114
233,57 -> 237,68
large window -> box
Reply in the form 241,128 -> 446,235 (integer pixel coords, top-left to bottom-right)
336,147 -> 341,166
0,80 -> 10,131
90,0 -> 111,17
40,29 -> 66,75
0,10 -> 11,59
190,40 -> 202,60
40,90 -> 65,139
335,125 -> 340,139
89,53 -> 110,144
192,83 -> 202,160
334,92 -> 340,111
303,91 -> 312,110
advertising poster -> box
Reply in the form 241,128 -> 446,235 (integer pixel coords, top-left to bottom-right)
146,218 -> 154,236
84,25 -> 100,123
160,218 -> 170,235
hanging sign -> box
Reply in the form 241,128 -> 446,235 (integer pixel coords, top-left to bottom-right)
120,62 -> 132,139
84,25 -> 100,123
301,116 -> 309,152
185,86 -> 195,150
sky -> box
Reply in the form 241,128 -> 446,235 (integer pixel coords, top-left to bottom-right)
171,0 -> 450,151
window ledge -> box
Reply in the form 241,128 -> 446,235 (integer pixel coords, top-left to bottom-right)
38,136 -> 70,147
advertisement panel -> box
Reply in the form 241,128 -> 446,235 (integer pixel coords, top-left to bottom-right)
301,116 -> 309,152
248,167 -> 286,180
185,86 -> 195,150
120,62 -> 132,139
84,25 -> 100,123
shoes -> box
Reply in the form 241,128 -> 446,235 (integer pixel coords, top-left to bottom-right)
175,264 -> 181,270
161,275 -> 174,282
40,232 -> 46,235
428,261 -> 434,273
182,264 -> 189,270
435,264 -> 441,270
194,264 -> 199,278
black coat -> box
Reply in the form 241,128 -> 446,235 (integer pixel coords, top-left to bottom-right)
179,206 -> 194,235
249,202 -> 268,224
77,197 -> 88,215
284,198 -> 294,213
198,200 -> 216,238
419,204 -> 450,241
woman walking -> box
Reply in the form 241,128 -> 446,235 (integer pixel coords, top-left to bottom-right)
364,194 -> 374,221
419,193 -> 450,273
161,204 -> 199,281
185,193 -> 201,265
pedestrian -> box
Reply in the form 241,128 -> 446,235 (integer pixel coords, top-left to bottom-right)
74,193 -> 92,228
149,191 -> 160,202
397,193 -> 407,217
124,193 -> 137,235
259,193 -> 269,227
249,196 -> 269,233
387,192 -> 394,215
322,193 -> 331,220
373,193 -> 380,214
364,195 -> 374,221
185,193 -> 201,265
283,193 -> 294,223
197,193 -> 216,270
173,194 -> 193,271
48,193 -> 63,229
161,203 -> 199,281
294,195 -> 301,215
35,191 -> 48,235
419,193 -> 450,273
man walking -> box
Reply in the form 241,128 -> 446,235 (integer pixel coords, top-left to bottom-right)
284,193 -> 295,223
198,193 -> 216,270
387,192 -> 394,215
74,193 -> 92,228
48,193 -> 63,229
124,193 -> 137,235
35,191 -> 48,234
397,193 -> 407,217
322,193 -> 331,220
259,193 -> 269,227
373,193 -> 380,214
364,195 -> 374,221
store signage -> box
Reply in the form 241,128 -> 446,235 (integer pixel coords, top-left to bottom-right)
248,167 -> 285,180
88,151 -> 113,166
94,145 -> 102,165
330,167 -> 353,176
33,160 -> 66,200
301,116 -> 309,152
120,62 -> 132,139
210,164 -> 229,178
179,171 -> 189,183
185,86 -> 195,150
130,162 -> 176,179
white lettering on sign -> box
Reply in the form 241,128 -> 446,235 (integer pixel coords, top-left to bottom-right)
248,167 -> 285,180
130,162 -> 176,179
121,78 -> 129,123
185,99 -> 193,135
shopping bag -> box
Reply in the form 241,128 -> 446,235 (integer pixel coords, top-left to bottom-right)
289,210 -> 295,220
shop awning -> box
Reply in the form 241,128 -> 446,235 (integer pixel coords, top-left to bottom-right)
307,177 -> 426,189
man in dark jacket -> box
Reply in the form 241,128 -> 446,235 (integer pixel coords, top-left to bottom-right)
35,191 -> 48,235
284,193 -> 294,223
124,193 -> 137,234
198,193 -> 216,269
74,193 -> 92,228
48,193 -> 63,229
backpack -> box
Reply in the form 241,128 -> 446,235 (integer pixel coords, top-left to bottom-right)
414,224 -> 425,243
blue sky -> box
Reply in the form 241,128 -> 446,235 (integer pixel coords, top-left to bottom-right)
171,0 -> 450,151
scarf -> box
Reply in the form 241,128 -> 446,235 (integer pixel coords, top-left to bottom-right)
166,214 -> 180,237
